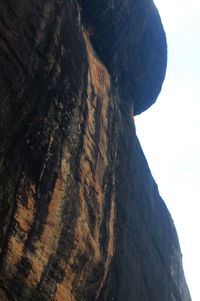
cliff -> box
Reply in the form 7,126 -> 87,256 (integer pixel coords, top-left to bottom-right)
0,0 -> 191,301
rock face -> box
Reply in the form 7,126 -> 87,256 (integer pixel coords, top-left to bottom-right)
0,1 -> 190,301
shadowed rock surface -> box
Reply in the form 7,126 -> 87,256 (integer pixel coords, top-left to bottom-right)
0,0 -> 191,300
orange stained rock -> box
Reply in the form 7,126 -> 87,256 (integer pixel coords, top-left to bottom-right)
27,180 -> 63,285
15,195 -> 35,232
56,36 -> 113,298
1,185 -> 36,286
27,151 -> 70,287
83,30 -> 110,99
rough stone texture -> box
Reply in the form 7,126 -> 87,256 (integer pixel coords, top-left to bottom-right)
0,0 -> 190,301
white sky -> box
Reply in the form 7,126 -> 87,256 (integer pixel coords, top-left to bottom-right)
135,0 -> 200,299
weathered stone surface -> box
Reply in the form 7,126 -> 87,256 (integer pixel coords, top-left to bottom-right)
0,0 -> 190,301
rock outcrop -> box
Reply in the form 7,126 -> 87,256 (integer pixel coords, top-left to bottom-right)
0,0 -> 190,301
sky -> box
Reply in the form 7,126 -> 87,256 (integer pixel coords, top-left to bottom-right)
135,0 -> 200,300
